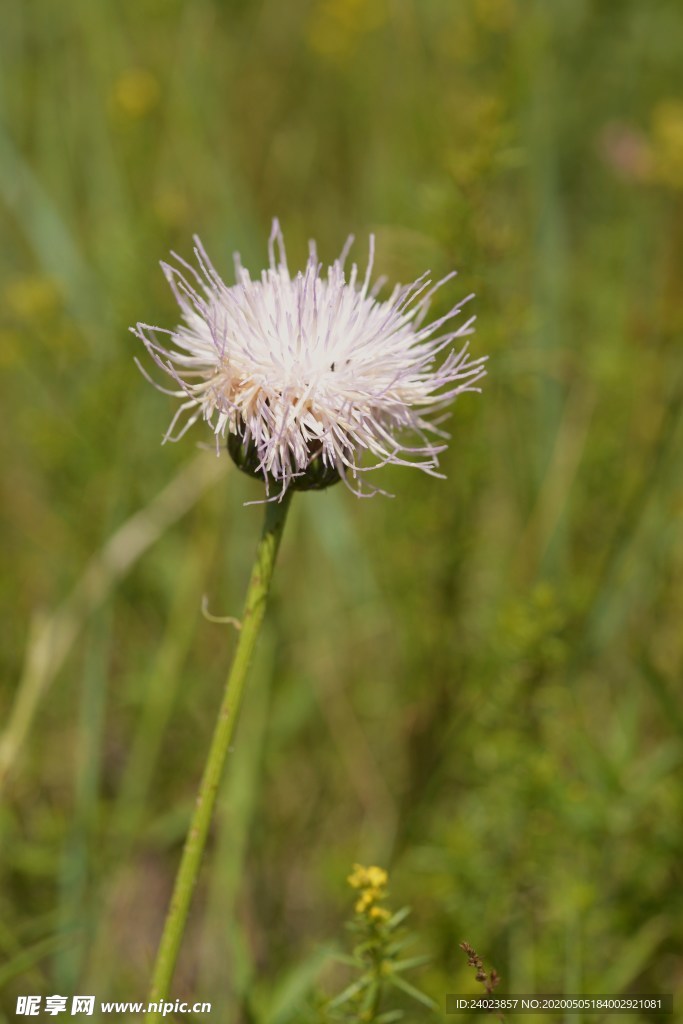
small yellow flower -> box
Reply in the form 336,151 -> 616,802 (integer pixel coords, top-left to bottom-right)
348,863 -> 390,919
364,866 -> 388,889
4,275 -> 61,322
111,68 -> 160,119
347,863 -> 388,890
355,890 -> 378,913
347,864 -> 366,889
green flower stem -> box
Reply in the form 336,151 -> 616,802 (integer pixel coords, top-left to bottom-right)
148,490 -> 292,1015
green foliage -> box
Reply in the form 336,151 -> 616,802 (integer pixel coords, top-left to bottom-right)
1,0 -> 683,1021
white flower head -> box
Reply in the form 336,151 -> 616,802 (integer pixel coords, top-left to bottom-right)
133,220 -> 486,497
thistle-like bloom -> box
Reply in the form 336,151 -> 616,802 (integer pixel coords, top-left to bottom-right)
133,220 -> 486,496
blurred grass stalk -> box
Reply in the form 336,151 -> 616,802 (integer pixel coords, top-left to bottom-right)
148,490 -> 292,1018
0,453 -> 224,794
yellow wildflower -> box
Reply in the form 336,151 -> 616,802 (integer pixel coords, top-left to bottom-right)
111,68 -> 160,119
347,864 -> 388,890
348,863 -> 390,919
4,275 -> 61,322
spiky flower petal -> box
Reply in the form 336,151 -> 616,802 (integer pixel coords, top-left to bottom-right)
133,220 -> 486,496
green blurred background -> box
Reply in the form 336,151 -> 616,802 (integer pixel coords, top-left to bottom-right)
1,0 -> 682,1020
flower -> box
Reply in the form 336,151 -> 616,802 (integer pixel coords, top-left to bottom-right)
133,220 -> 485,497
348,864 -> 388,891
347,863 -> 391,920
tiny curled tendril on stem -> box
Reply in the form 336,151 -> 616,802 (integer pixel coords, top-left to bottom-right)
201,595 -> 242,630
